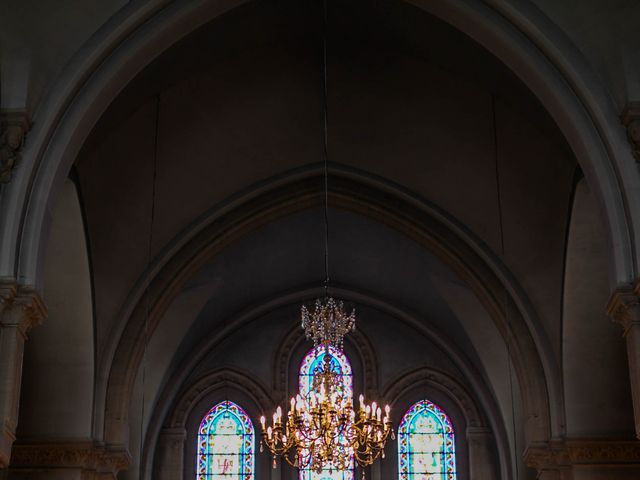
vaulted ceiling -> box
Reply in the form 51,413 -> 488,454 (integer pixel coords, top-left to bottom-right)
6,1 -> 639,479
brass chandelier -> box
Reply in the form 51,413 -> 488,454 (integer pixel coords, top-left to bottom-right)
260,300 -> 394,476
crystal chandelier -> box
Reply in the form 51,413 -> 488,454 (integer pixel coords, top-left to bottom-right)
301,297 -> 356,350
260,300 -> 394,477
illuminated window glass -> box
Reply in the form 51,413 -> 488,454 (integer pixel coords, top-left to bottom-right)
197,401 -> 255,480
398,400 -> 456,480
298,345 -> 354,480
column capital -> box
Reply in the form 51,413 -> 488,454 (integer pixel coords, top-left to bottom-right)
0,281 -> 46,333
607,283 -> 640,335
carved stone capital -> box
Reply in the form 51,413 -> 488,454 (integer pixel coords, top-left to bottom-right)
0,281 -> 46,331
0,110 -> 30,184
10,441 -> 131,477
607,286 -> 640,335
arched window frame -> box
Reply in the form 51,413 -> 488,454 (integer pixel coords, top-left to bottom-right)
298,345 -> 354,480
196,400 -> 255,480
398,399 -> 456,480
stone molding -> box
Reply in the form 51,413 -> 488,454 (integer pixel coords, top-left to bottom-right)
167,368 -> 273,428
10,441 -> 131,475
0,110 -> 31,183
103,173 -> 552,447
526,439 -> 640,470
622,103 -> 640,161
382,366 -> 484,429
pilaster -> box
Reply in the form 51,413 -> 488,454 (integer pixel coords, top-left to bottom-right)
0,282 -> 46,467
466,427 -> 498,479
607,283 -> 640,439
155,428 -> 186,480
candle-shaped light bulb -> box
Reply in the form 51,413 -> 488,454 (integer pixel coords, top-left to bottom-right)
365,405 -> 371,416
260,416 -> 266,429
277,406 -> 282,419
385,405 -> 391,415
372,402 -> 377,414
267,426 -> 273,438
273,413 -> 278,425
377,407 -> 382,421
291,397 -> 296,411
359,394 -> 365,410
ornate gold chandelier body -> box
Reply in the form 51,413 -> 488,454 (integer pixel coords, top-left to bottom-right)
260,297 -> 394,477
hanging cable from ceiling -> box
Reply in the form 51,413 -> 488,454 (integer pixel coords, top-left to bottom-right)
321,0 -> 330,298
492,94 -> 520,479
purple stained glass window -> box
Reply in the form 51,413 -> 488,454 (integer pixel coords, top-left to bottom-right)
197,400 -> 255,480
398,400 -> 456,480
298,345 -> 354,480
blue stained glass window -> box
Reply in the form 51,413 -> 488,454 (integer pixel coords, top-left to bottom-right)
298,345 -> 354,480
398,400 -> 456,480
197,400 -> 255,480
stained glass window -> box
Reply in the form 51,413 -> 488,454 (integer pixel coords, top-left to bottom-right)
197,400 -> 255,480
298,345 -> 354,480
398,400 -> 456,480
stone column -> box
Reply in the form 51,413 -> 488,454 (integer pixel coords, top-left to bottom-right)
607,284 -> 640,439
155,428 -> 186,480
0,283 -> 46,467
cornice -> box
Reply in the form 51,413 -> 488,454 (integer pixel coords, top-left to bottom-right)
525,438 -> 640,470
10,441 -> 131,473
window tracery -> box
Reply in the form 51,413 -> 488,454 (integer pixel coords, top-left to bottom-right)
197,400 -> 255,480
398,400 -> 456,480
